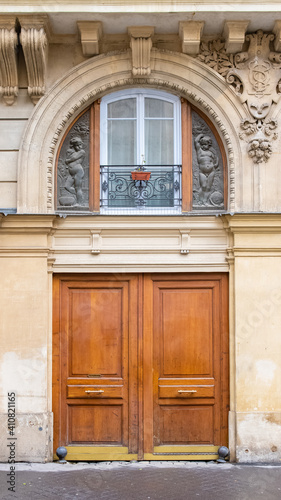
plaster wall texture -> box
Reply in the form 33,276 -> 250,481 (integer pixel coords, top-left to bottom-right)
235,256 -> 281,460
226,216 -> 281,462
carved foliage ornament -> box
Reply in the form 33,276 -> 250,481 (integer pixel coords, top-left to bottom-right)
198,30 -> 281,163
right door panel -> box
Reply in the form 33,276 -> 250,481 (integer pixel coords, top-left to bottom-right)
144,274 -> 229,460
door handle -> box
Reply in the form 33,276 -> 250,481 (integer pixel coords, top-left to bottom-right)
85,390 -> 104,394
178,390 -> 197,394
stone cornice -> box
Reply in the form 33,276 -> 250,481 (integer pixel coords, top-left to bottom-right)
2,1 -> 281,13
225,214 -> 281,231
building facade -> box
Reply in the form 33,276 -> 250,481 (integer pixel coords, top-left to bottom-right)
1,1 -> 281,463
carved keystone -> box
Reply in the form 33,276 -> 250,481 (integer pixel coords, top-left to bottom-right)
18,14 -> 51,105
77,21 -> 103,57
128,26 -> 154,77
223,20 -> 249,53
0,16 -> 18,105
179,21 -> 204,56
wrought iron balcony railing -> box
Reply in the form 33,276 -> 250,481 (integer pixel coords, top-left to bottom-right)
100,165 -> 182,213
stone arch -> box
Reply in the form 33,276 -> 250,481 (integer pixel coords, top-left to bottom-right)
17,49 -> 243,213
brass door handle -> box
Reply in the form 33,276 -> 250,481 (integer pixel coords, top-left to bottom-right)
85,390 -> 104,394
178,390 -> 197,394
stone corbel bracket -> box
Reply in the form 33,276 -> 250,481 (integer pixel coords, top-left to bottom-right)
128,26 -> 154,77
223,20 -> 249,54
0,16 -> 18,105
77,21 -> 103,57
18,15 -> 50,105
179,21 -> 204,56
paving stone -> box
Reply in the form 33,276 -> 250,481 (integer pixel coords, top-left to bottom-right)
0,463 -> 281,500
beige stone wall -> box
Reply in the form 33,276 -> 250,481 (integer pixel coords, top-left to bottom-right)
0,216 -> 54,461
227,215 -> 281,462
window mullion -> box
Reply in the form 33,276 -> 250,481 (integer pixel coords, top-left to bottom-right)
181,98 -> 192,212
139,94 -> 145,166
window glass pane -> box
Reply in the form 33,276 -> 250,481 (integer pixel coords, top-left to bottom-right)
108,120 -> 136,165
108,98 -> 136,118
145,98 -> 173,118
145,119 -> 174,165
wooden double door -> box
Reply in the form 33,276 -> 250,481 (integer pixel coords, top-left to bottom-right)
53,273 -> 229,461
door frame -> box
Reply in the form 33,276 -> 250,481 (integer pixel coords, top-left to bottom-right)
53,272 -> 229,461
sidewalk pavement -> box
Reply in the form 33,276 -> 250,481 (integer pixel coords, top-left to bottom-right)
0,461 -> 281,500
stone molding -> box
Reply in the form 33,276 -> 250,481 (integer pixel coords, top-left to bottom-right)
0,16 -> 18,105
128,26 -> 154,76
17,49 -> 242,214
179,21 -> 204,56
77,21 -> 102,57
18,15 -> 50,105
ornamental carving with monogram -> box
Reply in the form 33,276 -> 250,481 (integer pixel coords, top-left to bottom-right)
197,30 -> 281,163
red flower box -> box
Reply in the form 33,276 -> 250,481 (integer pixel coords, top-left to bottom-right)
131,171 -> 151,181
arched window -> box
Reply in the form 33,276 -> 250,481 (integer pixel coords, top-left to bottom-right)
56,89 -> 226,214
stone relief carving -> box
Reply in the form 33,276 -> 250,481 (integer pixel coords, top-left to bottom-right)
197,39 -> 235,77
198,30 -> 281,163
57,111 -> 90,209
192,112 -> 224,209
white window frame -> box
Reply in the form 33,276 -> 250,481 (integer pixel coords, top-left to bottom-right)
100,88 -> 181,166
100,89 -> 182,214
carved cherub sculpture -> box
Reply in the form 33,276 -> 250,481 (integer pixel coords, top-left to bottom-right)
194,134 -> 219,204
64,136 -> 86,205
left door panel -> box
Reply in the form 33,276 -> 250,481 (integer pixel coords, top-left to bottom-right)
53,275 -> 139,461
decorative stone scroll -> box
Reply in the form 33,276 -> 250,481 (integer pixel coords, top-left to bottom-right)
128,26 -> 154,77
197,29 -> 281,164
18,15 -> 50,104
0,16 -> 18,105
192,111 -> 224,209
57,110 -> 90,210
